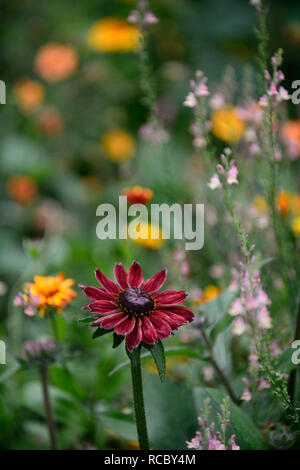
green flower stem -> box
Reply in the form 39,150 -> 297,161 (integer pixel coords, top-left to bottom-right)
39,366 -> 58,450
49,312 -> 59,342
287,300 -> 300,404
127,346 -> 150,450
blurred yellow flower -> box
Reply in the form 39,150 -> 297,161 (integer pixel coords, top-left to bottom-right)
253,195 -> 268,213
87,18 -> 141,53
292,216 -> 300,236
24,273 -> 77,316
211,107 -> 245,143
193,285 -> 221,306
13,79 -> 44,113
132,222 -> 163,249
101,129 -> 136,163
34,43 -> 78,82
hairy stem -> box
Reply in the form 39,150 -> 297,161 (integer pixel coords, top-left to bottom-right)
40,366 -> 58,450
128,346 -> 150,450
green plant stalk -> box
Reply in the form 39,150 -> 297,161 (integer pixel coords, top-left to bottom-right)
287,300 -> 300,404
40,366 -> 58,450
201,329 -> 240,406
128,346 -> 150,450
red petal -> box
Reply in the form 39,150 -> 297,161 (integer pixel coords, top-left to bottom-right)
141,269 -> 167,292
114,263 -> 129,290
128,261 -> 143,288
80,285 -> 115,301
90,311 -> 121,326
154,310 -> 188,329
100,311 -> 126,329
94,268 -> 120,294
162,305 -> 194,321
150,315 -> 172,339
125,319 -> 143,351
141,316 -> 158,344
88,300 -> 118,313
154,290 -> 188,305
114,316 -> 136,336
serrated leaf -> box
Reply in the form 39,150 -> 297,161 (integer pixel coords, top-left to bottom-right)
144,340 -> 166,383
92,327 -> 112,339
113,333 -> 125,349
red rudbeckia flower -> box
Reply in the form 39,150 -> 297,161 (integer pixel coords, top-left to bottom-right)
80,261 -> 194,351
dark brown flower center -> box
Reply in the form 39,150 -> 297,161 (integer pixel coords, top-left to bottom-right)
117,287 -> 155,317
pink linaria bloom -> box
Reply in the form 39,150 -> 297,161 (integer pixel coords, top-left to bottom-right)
80,261 -> 194,351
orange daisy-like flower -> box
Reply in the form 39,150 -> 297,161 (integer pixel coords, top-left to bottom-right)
14,273 -> 77,316
34,43 -> 78,82
87,18 -> 141,53
122,186 -> 153,204
7,175 -> 37,206
13,79 -> 44,113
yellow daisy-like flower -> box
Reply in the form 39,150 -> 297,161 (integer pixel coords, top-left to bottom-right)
211,107 -> 245,143
131,222 -> 164,249
101,129 -> 136,163
24,273 -> 77,316
292,216 -> 300,236
87,18 -> 141,53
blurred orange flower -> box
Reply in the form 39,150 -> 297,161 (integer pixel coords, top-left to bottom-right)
7,176 -> 37,206
23,273 -> 77,316
122,186 -> 153,204
13,79 -> 44,113
276,190 -> 292,217
34,43 -> 78,82
87,18 -> 141,52
193,285 -> 221,306
37,107 -> 64,136
281,120 -> 300,156
101,129 -> 136,163
211,107 -> 245,143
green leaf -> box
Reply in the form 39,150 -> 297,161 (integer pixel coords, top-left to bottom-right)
92,327 -> 112,339
193,387 -> 268,450
109,347 -> 204,376
78,316 -> 95,324
210,313 -> 234,342
100,411 -> 137,442
113,333 -> 125,349
49,365 -> 87,400
144,341 -> 166,383
144,372 -> 198,449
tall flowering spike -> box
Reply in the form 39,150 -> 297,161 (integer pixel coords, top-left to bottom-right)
80,261 -> 194,351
